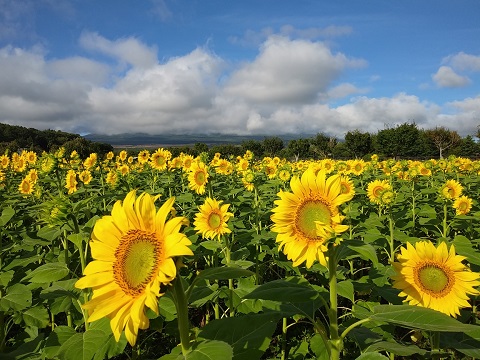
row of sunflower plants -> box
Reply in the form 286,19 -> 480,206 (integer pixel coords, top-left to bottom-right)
1,148 -> 480,359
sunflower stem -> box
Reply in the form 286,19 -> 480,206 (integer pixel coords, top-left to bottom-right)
172,275 -> 191,356
442,202 -> 448,239
388,209 -> 395,263
327,242 -> 342,360
280,317 -> 288,360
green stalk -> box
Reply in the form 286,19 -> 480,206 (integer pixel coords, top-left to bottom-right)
327,243 -> 342,360
224,236 -> 234,318
411,182 -> 416,236
388,209 -> 395,263
442,202 -> 448,239
172,275 -> 191,356
280,317 -> 287,360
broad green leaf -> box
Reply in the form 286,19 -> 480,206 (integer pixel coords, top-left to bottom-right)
337,280 -> 354,303
198,313 -> 278,360
200,240 -> 223,251
37,226 -> 62,241
22,305 -> 50,328
356,352 -> 389,360
309,334 -> 329,360
440,328 -> 480,358
195,266 -> 254,281
0,283 -> 32,311
371,305 -> 480,332
243,277 -> 319,303
43,326 -> 77,359
23,262 -> 69,283
67,233 -> 86,249
0,206 -> 15,226
0,270 -> 14,287
364,341 -> 426,356
347,243 -> 378,266
159,294 -> 177,321
187,340 -> 233,360
453,235 -> 480,266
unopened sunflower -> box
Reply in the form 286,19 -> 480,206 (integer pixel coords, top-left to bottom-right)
392,241 -> 480,317
75,191 -> 192,345
271,169 -> 354,268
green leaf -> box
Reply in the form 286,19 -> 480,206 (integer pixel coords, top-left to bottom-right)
198,313 -> 278,360
0,283 -> 32,311
309,334 -> 329,360
440,328 -> 480,358
67,233 -> 86,249
364,341 -> 426,356
195,266 -> 254,282
159,294 -> 177,321
355,352 -> 389,360
23,262 -> 69,283
188,340 -> 233,360
337,280 -> 354,303
371,305 -> 480,332
22,305 -> 50,328
56,318 -> 126,360
0,270 -> 14,287
200,240 -> 223,251
43,326 -> 77,359
243,277 -> 319,303
347,243 -> 379,266
37,226 -> 62,241
0,206 -> 15,226
453,235 -> 480,266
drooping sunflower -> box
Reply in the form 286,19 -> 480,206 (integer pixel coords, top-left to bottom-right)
270,169 -> 354,268
187,162 -> 209,195
75,191 -> 192,345
366,179 -> 391,205
392,241 -> 480,317
194,197 -> 233,240
453,195 -> 473,215
440,179 -> 463,200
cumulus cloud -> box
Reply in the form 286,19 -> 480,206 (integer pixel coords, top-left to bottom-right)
79,31 -> 158,69
224,36 -> 366,104
442,52 -> 480,72
0,32 -> 479,138
432,66 -> 470,88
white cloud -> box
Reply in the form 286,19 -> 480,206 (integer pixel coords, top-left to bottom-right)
443,52 -> 480,72
0,33 -> 479,139
224,36 -> 366,104
432,66 -> 471,88
79,31 -> 158,69
149,0 -> 173,21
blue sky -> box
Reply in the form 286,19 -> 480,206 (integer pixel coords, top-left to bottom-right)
1,0 -> 479,138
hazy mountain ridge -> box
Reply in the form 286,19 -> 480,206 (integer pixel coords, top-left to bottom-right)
83,133 -> 307,146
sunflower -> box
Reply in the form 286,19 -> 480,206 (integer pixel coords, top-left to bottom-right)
440,179 -> 463,200
65,170 -> 78,194
366,179 -> 391,205
79,170 -> 93,185
188,162 -> 209,195
270,169 -> 354,268
194,198 -> 233,240
453,196 -> 473,215
75,191 -> 192,345
0,154 -> 9,169
83,153 -> 97,169
19,177 -> 34,195
150,148 -> 171,171
392,241 -> 480,317
137,150 -> 150,164
118,150 -> 128,162
339,176 -> 355,198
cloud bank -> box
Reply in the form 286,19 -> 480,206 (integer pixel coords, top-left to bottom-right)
0,31 -> 479,138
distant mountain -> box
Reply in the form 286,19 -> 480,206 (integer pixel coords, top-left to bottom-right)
83,132 -> 306,147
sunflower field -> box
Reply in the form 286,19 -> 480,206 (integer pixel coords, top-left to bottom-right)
1,147 -> 480,360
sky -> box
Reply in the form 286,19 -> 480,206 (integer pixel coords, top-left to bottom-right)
1,0 -> 480,139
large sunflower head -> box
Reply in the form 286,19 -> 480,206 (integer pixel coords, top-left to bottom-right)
391,241 -> 480,317
453,195 -> 473,215
187,162 -> 209,195
270,169 -> 353,268
194,197 -> 233,240
75,190 -> 193,346
366,179 -> 391,205
440,179 -> 463,200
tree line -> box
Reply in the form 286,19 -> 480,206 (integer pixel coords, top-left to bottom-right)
1,122 -> 478,160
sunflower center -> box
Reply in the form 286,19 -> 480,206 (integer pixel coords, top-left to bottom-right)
340,183 -> 349,194
373,186 -> 384,197
416,264 -> 452,295
296,200 -> 331,239
208,212 -> 222,230
195,171 -> 206,185
114,229 -> 162,297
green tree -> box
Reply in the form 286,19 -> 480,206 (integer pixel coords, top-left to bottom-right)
451,135 -> 479,158
374,122 -> 425,158
283,138 -> 311,161
344,130 -> 372,158
262,137 -> 284,157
